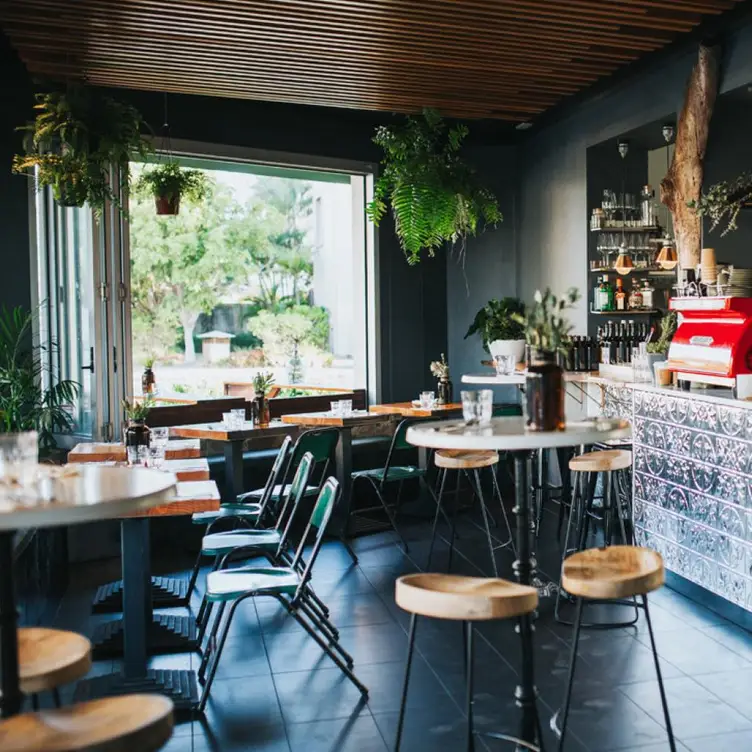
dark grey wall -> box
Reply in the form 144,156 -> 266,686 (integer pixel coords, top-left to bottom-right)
517,21 -> 752,333
0,33 -> 33,312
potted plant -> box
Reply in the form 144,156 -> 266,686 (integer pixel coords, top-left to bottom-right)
141,356 -> 156,396
252,371 -> 275,427
429,353 -> 452,405
121,397 -> 155,455
366,108 -> 502,265
12,88 -> 150,212
0,306 -> 79,454
512,288 -> 580,432
133,160 -> 211,215
646,311 -> 678,379
465,297 -> 526,365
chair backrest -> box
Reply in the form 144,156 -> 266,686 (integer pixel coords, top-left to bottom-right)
282,427 -> 339,490
255,435 -> 293,523
381,418 -> 417,481
274,452 -> 315,551
290,477 -> 341,598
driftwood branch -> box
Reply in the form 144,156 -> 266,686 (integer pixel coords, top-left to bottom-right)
660,44 -> 721,268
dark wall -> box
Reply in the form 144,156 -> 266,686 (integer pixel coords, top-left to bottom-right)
517,21 -> 752,333
0,33 -> 33,312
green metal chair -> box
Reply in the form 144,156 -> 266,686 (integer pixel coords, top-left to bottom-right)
351,418 -> 436,552
197,477 -> 368,711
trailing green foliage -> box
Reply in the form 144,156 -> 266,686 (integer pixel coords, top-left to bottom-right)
13,88 -> 150,211
366,109 -> 502,264
512,288 -> 580,355
689,172 -> 752,235
646,311 -> 678,355
133,160 -> 211,204
0,306 -> 79,450
465,297 -> 526,351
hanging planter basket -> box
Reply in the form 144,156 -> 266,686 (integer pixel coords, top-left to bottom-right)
155,194 -> 180,215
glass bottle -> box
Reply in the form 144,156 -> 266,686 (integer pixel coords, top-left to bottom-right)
629,284 -> 644,310
525,349 -> 565,432
615,278 -> 627,311
641,279 -> 654,310
599,275 -> 615,312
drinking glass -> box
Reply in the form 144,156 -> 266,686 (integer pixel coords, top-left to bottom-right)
330,400 -> 342,416
150,426 -> 169,447
494,354 -> 516,376
0,432 -> 39,498
222,412 -> 234,428
231,409 -> 246,428
419,391 -> 436,409
148,444 -> 166,470
339,399 -> 353,417
127,445 -> 148,467
461,390 -> 493,426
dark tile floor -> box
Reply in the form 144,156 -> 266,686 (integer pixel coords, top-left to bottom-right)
51,500 -> 752,752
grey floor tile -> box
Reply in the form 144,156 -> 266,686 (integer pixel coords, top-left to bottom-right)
286,714 -> 389,752
692,668 -> 752,722
683,729 -> 752,752
700,622 -> 752,662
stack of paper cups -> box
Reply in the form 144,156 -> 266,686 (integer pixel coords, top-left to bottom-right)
700,247 -> 717,285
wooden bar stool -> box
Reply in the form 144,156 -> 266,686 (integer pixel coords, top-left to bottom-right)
426,449 -> 514,577
555,449 -> 637,628
8,628 -> 92,711
0,693 -> 174,751
553,546 -> 675,752
395,573 -> 542,751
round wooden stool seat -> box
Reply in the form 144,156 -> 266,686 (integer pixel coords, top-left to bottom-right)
15,628 -> 92,695
0,694 -> 174,752
395,573 -> 538,622
562,545 -> 664,600
434,449 -> 498,470
568,449 -> 631,473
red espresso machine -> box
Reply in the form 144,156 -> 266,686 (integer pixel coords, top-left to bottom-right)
666,297 -> 752,387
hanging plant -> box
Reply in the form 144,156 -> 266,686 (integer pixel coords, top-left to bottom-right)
12,87 -> 150,212
133,160 -> 211,215
689,171 -> 752,235
366,108 -> 502,265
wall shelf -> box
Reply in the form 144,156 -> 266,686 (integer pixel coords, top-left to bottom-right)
590,267 -> 676,276
590,226 -> 661,233
590,309 -> 659,316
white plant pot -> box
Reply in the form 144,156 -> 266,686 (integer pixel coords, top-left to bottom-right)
488,339 -> 526,364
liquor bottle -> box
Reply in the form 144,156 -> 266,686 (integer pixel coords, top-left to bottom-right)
641,280 -> 654,310
629,284 -> 643,310
599,275 -> 615,312
618,320 -> 628,364
572,336 -> 581,372
593,276 -> 603,312
615,278 -> 627,311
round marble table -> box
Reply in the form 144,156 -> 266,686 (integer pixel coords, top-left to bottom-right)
0,466 -> 176,717
406,416 -> 630,749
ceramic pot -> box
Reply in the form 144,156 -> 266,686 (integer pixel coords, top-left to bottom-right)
525,350 -> 565,432
488,339 -> 526,365
437,378 -> 452,405
155,194 -> 180,215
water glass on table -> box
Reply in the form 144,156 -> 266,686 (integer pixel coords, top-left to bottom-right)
231,408 -> 246,428
127,445 -> 148,467
0,431 -> 39,499
419,391 -> 436,410
461,390 -> 493,426
330,400 -> 342,417
148,444 -> 166,470
150,426 -> 169,447
339,399 -> 353,418
494,354 -> 516,376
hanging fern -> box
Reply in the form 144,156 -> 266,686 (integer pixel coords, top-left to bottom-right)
366,108 -> 502,264
689,171 -> 752,236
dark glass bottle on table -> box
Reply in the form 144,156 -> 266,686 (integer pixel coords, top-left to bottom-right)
526,349 -> 565,431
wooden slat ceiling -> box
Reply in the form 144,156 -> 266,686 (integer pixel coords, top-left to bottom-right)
0,0 -> 746,122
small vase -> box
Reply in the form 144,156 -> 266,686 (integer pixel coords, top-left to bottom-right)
124,420 -> 150,449
155,194 -> 180,215
141,367 -> 156,395
525,350 -> 565,432
253,395 -> 270,427
437,378 -> 452,405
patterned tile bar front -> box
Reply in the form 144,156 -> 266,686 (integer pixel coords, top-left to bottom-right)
631,386 -> 752,614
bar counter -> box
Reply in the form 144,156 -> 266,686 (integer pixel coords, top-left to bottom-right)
586,376 -> 752,626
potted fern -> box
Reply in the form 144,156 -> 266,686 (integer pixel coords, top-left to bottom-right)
252,371 -> 275,427
366,108 -> 502,265
690,172 -> 752,235
133,161 -> 210,215
13,88 -> 150,211
465,297 -> 526,365
121,397 -> 155,459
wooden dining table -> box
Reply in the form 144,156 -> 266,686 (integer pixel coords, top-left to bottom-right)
369,401 -> 463,419
170,421 -> 296,503
68,440 -> 201,463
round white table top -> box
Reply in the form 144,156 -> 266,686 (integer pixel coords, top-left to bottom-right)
406,416 -> 631,451
0,465 -> 177,530
462,372 -> 595,386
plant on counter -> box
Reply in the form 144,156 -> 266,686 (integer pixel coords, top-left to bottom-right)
646,311 -> 678,355
366,108 -> 502,265
429,353 -> 450,380
133,160 -> 211,215
12,88 -> 150,211
464,297 -> 526,352
512,288 -> 580,356
121,396 -> 155,423
0,306 -> 79,450
689,171 -> 752,235
252,371 -> 276,397
430,353 -> 452,404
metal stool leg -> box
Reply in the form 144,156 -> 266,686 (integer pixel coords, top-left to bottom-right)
395,613 -> 419,752
490,466 -> 516,557
643,594 -> 676,752
447,470 -> 463,573
426,469 -> 448,571
472,469 -> 498,577
554,598 -> 584,751
464,621 -> 475,752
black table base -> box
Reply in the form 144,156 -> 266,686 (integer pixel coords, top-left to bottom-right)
0,531 -> 21,718
93,576 -> 189,613
73,669 -> 199,715
92,613 -> 198,658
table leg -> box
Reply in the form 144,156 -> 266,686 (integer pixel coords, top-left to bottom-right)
511,450 -> 539,750
331,427 -> 353,536
0,531 -> 21,717
223,440 -> 244,503
122,518 -> 151,678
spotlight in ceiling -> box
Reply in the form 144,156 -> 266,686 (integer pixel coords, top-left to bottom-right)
617,140 -> 630,159
662,124 -> 675,143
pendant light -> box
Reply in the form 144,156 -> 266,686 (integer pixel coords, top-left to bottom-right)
656,124 -> 678,270
615,242 -> 635,275
616,139 -> 633,274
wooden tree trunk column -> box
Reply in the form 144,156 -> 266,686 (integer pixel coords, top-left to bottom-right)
660,44 -> 720,269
